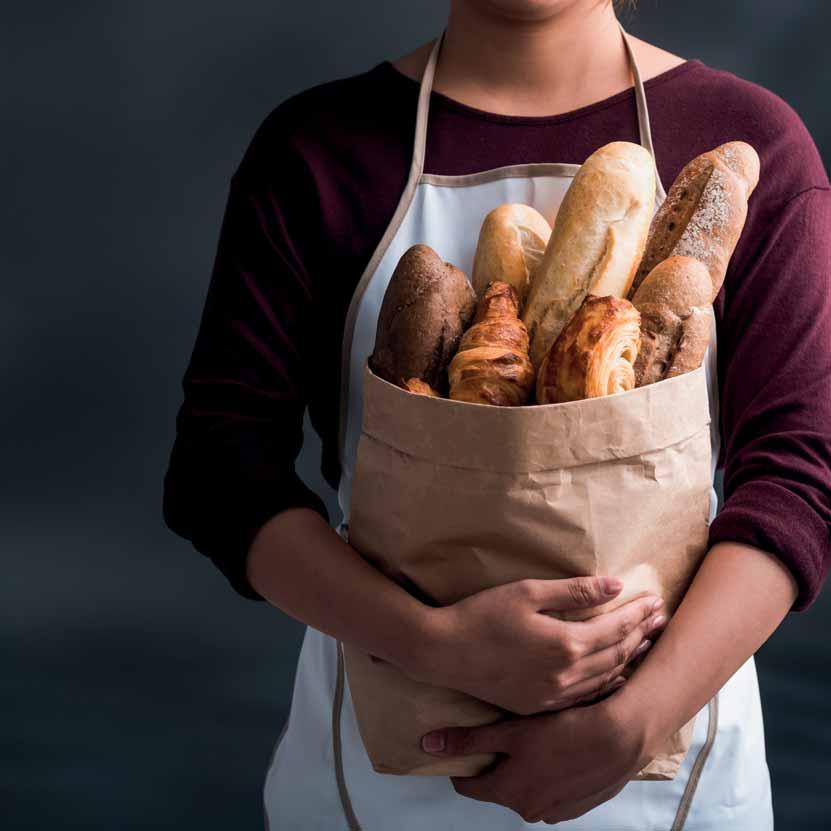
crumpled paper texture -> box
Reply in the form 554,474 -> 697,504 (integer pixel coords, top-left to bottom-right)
345,357 -> 712,780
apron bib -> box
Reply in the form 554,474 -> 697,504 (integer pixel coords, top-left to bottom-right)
264,26 -> 773,831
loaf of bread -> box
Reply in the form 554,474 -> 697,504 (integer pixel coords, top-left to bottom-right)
631,256 -> 713,386
471,204 -> 552,307
629,141 -> 760,299
536,295 -> 641,404
448,281 -> 535,406
523,141 -> 656,368
402,378 -> 440,397
371,245 -> 477,391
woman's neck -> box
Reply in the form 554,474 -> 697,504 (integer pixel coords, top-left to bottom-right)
393,1 -> 684,118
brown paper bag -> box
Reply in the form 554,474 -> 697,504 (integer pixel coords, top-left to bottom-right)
345,357 -> 712,780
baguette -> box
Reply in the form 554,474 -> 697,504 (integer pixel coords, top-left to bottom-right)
629,141 -> 760,299
523,141 -> 656,368
471,204 -> 552,307
631,256 -> 713,386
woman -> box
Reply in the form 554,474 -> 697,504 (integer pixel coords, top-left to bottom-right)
163,1 -> 831,828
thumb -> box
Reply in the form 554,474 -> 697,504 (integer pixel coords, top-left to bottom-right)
536,575 -> 623,612
421,720 -> 513,757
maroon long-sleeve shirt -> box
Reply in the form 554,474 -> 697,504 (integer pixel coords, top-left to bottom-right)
163,58 -> 831,609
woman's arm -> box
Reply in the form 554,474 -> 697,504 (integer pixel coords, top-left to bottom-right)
419,540 -> 796,825
247,507 -> 666,716
615,540 -> 797,752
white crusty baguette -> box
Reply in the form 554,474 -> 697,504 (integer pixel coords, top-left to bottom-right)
628,141 -> 760,299
471,204 -> 552,308
522,141 -> 656,368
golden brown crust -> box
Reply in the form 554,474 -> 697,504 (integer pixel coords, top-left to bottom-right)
471,204 -> 552,308
629,141 -> 760,299
371,244 -> 477,391
632,257 -> 713,386
536,295 -> 641,404
448,282 -> 535,406
523,141 -> 656,368
402,378 -> 440,397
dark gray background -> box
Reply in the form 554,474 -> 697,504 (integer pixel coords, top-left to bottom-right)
4,1 -> 830,828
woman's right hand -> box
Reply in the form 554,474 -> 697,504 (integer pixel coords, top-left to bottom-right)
412,577 -> 665,716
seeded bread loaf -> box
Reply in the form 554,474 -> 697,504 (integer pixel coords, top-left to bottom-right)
629,141 -> 760,299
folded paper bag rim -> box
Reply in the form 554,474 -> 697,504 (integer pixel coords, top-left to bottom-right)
361,361 -> 711,474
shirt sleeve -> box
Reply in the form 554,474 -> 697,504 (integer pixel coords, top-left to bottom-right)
162,162 -> 329,601
708,186 -> 831,610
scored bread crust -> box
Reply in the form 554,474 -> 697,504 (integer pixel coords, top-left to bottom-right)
471,204 -> 552,307
628,141 -> 760,299
370,244 -> 477,391
522,141 -> 656,369
631,256 -> 713,386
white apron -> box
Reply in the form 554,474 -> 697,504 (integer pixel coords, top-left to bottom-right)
264,27 -> 773,831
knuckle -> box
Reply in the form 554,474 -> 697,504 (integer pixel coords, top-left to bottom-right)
618,615 -> 634,639
569,577 -> 595,606
614,641 -> 628,667
520,807 -> 544,824
519,579 -> 540,603
560,635 -> 582,663
550,670 -> 570,693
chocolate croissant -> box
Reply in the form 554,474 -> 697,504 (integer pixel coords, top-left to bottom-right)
537,295 -> 641,404
448,281 -> 535,406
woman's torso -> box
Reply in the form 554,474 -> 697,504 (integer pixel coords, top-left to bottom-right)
232,55 -> 825,490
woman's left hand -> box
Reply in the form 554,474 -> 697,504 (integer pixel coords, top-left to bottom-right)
421,693 -> 651,825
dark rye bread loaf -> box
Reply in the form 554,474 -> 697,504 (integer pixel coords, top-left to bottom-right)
371,245 -> 477,392
628,141 -> 760,299
631,256 -> 714,386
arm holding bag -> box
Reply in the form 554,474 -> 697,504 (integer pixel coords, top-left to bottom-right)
345,350 -> 713,780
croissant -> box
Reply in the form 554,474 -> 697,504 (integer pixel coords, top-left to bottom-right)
403,378 -> 440,397
537,295 -> 641,404
448,281 -> 535,406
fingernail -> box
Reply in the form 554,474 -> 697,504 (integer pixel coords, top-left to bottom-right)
651,615 -> 666,630
651,597 -> 665,612
611,676 -> 626,688
421,731 -> 445,753
602,577 -> 623,595
635,639 -> 652,655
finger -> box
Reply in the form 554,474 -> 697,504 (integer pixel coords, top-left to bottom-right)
577,595 -> 665,654
543,782 -> 626,824
568,617 -> 660,686
522,576 -> 623,613
544,672 -> 626,711
451,765 -> 507,802
421,719 -> 515,758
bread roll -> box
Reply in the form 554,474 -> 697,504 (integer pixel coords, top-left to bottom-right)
448,281 -> 535,406
536,295 -> 641,404
371,245 -> 476,391
631,256 -> 713,386
471,204 -> 552,307
523,141 -> 656,368
629,141 -> 759,299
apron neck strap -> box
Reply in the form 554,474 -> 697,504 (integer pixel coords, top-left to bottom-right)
619,23 -> 667,201
412,22 -> 667,201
